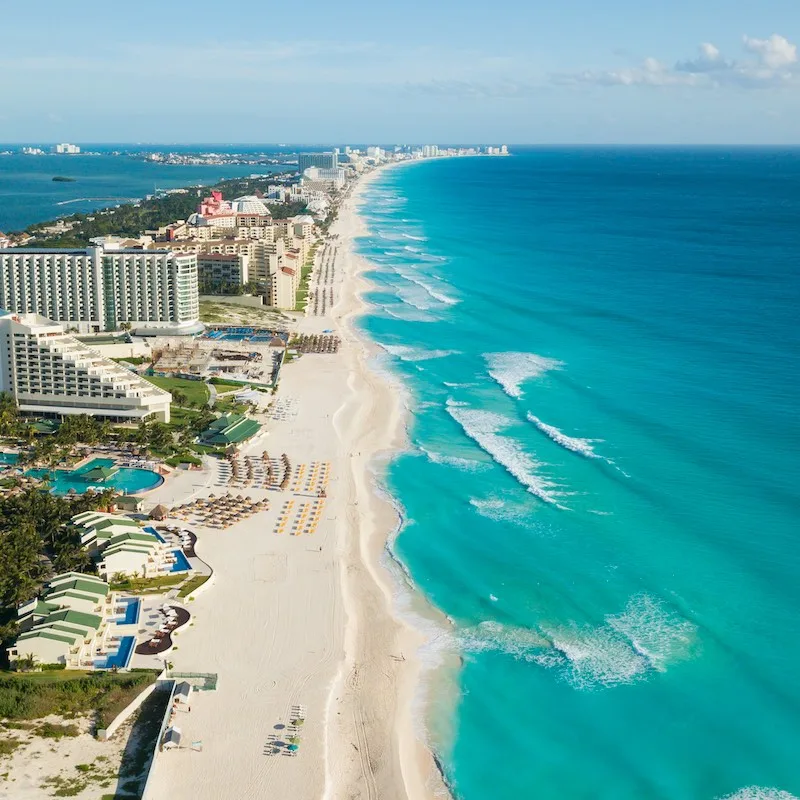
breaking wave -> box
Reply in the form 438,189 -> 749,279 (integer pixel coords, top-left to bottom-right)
383,344 -> 460,362
526,414 -> 601,459
718,790 -> 800,800
456,594 -> 696,689
395,267 -> 459,306
445,400 -> 565,506
420,446 -> 489,472
469,498 -> 530,526
485,352 -> 563,398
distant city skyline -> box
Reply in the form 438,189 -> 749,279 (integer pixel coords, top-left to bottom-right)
3,0 -> 800,144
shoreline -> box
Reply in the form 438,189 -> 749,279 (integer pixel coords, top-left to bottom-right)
327,160 -> 456,799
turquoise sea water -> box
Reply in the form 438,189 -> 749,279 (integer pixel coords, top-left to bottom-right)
356,150 -> 800,800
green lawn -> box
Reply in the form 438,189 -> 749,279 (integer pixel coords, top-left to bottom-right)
109,574 -> 184,594
208,377 -> 245,391
142,376 -> 209,407
178,574 -> 210,598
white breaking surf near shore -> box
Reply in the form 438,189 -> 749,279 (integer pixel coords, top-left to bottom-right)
485,351 -> 563,398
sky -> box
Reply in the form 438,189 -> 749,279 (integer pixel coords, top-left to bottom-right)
2,0 -> 800,144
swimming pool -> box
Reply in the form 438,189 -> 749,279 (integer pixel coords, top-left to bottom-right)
0,452 -> 19,466
144,525 -> 167,543
115,598 -> 141,626
97,636 -> 135,670
26,457 -> 163,495
170,549 -> 192,573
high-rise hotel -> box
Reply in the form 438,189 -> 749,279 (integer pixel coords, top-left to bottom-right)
0,311 -> 172,422
0,245 -> 201,335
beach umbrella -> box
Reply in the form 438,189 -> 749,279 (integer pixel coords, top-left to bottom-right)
287,744 -> 299,752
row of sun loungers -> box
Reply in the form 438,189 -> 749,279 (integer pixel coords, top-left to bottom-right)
274,498 -> 326,536
290,461 -> 330,495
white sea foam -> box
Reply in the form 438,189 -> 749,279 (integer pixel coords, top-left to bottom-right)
396,284 -> 436,311
455,594 -> 696,690
718,790 -> 800,800
485,352 -> 563,398
457,620 -> 559,665
402,233 -> 427,241
395,267 -> 459,306
442,381 -> 475,388
469,498 -> 530,525
383,344 -> 460,362
420,446 -> 489,472
606,594 -> 696,671
445,401 -> 565,506
382,306 -> 438,323
527,413 -> 602,459
546,625 -> 650,688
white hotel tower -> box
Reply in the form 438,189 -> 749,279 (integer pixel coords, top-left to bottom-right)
0,246 -> 201,335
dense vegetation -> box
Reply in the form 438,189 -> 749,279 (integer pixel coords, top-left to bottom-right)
15,177 -> 304,248
0,670 -> 157,729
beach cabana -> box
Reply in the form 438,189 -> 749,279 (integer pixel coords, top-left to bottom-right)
163,726 -> 182,750
174,681 -> 193,711
150,504 -> 170,521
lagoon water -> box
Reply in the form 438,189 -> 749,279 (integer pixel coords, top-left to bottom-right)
356,149 -> 800,800
0,145 -> 289,232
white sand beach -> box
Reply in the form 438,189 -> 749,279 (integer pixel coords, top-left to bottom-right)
146,165 -> 447,800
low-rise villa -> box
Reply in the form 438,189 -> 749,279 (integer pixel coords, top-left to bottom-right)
7,572 -> 120,669
71,511 -> 180,578
200,413 -> 262,446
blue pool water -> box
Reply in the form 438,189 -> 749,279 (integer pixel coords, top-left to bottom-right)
144,525 -> 167,543
97,636 -> 135,670
169,550 -> 192,573
116,598 -> 141,626
355,150 -> 800,800
0,452 -> 19,465
26,457 -> 163,495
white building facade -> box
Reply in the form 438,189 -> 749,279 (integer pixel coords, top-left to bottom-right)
0,246 -> 201,334
0,312 -> 172,422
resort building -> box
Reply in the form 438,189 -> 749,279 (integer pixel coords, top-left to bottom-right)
7,572 -> 116,669
199,413 -> 262,446
197,253 -> 250,292
301,166 -> 346,190
0,311 -> 172,422
71,511 -> 176,579
0,244 -> 201,335
298,151 -> 338,172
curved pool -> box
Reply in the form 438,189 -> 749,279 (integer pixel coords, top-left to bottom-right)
26,458 -> 163,496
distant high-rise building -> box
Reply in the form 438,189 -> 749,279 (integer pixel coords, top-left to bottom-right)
298,152 -> 338,172
422,145 -> 439,158
501,145 -> 508,155
53,143 -> 80,154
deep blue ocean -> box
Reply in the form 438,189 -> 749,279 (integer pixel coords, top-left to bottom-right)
355,149 -> 800,800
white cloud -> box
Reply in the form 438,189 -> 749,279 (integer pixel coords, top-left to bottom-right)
742,34 -> 797,69
553,34 -> 800,90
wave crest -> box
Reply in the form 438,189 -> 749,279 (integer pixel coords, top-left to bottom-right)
456,594 -> 696,689
718,790 -> 800,800
445,400 -> 565,506
485,352 -> 563,398
383,344 -> 460,362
